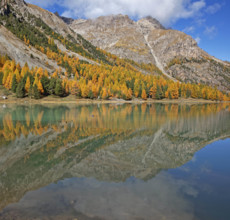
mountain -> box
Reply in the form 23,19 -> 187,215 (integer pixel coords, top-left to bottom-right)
0,0 -> 229,99
68,14 -> 230,91
0,0 -> 108,69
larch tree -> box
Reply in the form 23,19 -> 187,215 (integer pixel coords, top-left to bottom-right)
25,76 -> 31,93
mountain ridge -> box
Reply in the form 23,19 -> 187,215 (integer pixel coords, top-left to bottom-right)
0,0 -> 229,100
65,13 -> 230,91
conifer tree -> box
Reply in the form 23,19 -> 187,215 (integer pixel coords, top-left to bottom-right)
40,75 -> 50,95
28,84 -> 33,98
48,78 -> 56,95
156,85 -> 163,100
25,76 -> 31,93
55,80 -> 64,97
141,89 -> 147,100
16,81 -> 25,98
101,88 -> 108,100
38,80 -> 44,94
0,72 -> 4,85
11,74 -> 17,93
71,81 -> 80,97
33,84 -> 41,99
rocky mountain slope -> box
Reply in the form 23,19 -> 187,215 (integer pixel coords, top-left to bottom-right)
0,0 -> 107,70
0,0 -> 230,93
68,15 -> 230,91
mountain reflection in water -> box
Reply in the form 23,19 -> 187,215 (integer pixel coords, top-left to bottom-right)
0,103 -> 229,220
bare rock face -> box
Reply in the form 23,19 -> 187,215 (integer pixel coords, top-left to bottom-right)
0,25 -> 60,71
0,0 -> 9,14
14,0 -> 25,6
137,16 -> 165,35
70,15 -> 155,64
69,15 -> 230,91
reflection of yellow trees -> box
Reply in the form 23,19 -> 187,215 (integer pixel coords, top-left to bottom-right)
0,104 -> 229,146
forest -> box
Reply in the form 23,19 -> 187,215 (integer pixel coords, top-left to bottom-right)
0,55 -> 229,101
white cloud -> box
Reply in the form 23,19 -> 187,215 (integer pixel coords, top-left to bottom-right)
183,26 -> 195,33
205,3 -> 222,14
195,37 -> 201,44
204,25 -> 217,38
26,0 -> 206,26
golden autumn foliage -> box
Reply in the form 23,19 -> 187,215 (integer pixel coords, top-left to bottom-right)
25,77 -> 31,93
141,89 -> 147,100
0,53 -> 229,101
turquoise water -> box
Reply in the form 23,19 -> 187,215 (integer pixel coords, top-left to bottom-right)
0,103 -> 229,220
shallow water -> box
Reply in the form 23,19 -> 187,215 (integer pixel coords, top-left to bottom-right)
0,103 -> 229,220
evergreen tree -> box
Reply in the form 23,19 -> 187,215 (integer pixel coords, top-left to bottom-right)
179,87 -> 182,97
33,84 -> 41,99
156,85 -> 163,100
168,91 -> 172,99
28,84 -> 33,98
0,72 -> 3,85
186,88 -> 191,98
40,75 -> 50,95
88,90 -> 94,99
16,81 -> 25,98
55,80 -> 64,97
11,74 -> 17,93
48,78 -> 56,95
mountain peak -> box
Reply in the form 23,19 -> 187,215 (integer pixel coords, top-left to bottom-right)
137,16 -> 165,30
92,14 -> 134,26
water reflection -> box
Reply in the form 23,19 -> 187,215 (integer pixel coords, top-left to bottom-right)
0,103 -> 229,219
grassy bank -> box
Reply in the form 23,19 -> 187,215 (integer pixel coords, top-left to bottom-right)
0,94 -> 226,105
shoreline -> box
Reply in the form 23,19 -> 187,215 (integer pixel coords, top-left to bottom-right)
0,96 -> 228,105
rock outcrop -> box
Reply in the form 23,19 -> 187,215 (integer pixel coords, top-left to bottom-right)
68,15 -> 230,91
0,25 -> 60,71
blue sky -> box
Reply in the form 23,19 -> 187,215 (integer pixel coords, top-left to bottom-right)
174,0 -> 230,61
26,0 -> 230,61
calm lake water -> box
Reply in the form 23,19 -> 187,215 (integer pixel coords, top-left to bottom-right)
0,103 -> 229,220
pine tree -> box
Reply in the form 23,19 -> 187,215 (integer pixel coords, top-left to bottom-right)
55,80 -> 64,97
48,78 -> 56,95
88,90 -> 94,99
16,81 -> 25,98
40,75 -> 50,95
28,84 -> 33,98
33,84 -> 41,99
156,85 -> 163,100
11,74 -> 17,93
0,72 -> 4,85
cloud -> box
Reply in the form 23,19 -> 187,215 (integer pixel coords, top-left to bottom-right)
195,37 -> 201,44
26,0 -> 206,26
183,26 -> 195,33
204,26 -> 217,38
205,3 -> 222,14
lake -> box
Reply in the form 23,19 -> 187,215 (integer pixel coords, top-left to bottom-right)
0,103 -> 229,220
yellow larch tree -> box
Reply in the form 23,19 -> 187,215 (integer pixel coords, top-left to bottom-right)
25,77 -> 31,93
